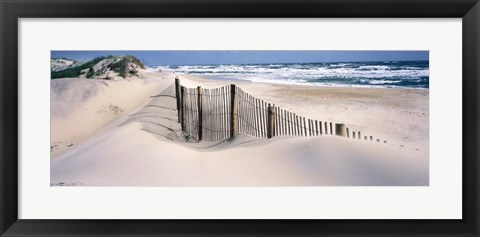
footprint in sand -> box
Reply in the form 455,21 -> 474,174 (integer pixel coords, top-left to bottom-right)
96,104 -> 124,114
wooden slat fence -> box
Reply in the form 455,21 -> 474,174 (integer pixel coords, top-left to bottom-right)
175,78 -> 387,144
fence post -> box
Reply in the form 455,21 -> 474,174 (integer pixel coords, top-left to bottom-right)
335,123 -> 347,137
175,77 -> 181,123
230,84 -> 237,138
267,104 -> 275,138
180,86 -> 186,132
197,86 -> 203,141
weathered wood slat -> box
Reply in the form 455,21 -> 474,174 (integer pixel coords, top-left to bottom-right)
286,110 -> 289,136
206,89 -> 208,141
275,107 -> 280,136
319,121 -> 322,135
308,119 -> 313,136
188,88 -> 192,139
197,86 -> 202,141
261,100 -> 265,138
240,89 -> 244,135
230,85 -> 236,138
217,88 -> 221,140
248,95 -> 255,136
220,87 -> 223,139
330,122 -> 333,137
295,114 -> 298,136
220,87 -> 227,140
210,88 -> 214,141
242,90 -> 246,135
253,98 -> 257,137
217,87 -> 220,139
226,86 -> 230,139
303,117 -> 307,137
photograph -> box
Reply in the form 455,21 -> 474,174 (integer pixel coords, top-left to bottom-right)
3,0 -> 478,235
50,50 -> 429,186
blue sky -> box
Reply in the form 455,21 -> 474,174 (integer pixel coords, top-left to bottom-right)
51,50 -> 428,66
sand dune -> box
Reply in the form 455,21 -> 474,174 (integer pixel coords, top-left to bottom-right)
50,71 -> 176,156
51,71 -> 429,186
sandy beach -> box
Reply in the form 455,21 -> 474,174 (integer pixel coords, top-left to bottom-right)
50,70 -> 429,186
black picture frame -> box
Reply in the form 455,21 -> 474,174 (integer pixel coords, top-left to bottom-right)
1,0 -> 479,236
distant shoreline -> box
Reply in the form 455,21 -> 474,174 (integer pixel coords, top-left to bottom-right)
151,60 -> 429,89
170,71 -> 429,91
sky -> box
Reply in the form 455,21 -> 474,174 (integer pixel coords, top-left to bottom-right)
51,50 -> 429,66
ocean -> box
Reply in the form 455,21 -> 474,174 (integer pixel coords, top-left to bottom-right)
155,60 -> 429,89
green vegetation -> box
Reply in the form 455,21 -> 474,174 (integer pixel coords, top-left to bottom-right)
51,55 -> 146,79
108,55 -> 146,78
86,67 -> 95,78
51,56 -> 112,79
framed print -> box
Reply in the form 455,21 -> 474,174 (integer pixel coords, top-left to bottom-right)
1,0 -> 479,236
